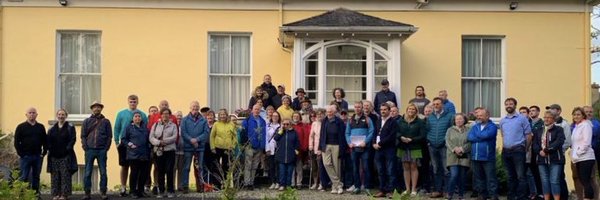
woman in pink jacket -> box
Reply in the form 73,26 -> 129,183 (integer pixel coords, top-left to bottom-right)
571,107 -> 596,200
309,109 -> 331,190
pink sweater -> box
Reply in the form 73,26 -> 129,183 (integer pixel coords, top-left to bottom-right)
309,121 -> 322,153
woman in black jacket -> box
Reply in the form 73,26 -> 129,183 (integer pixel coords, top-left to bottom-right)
47,109 -> 76,200
122,112 -> 151,199
274,119 -> 300,191
532,111 -> 565,200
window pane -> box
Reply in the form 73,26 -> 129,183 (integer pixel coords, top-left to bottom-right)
232,36 -> 250,74
82,34 -> 101,73
482,39 -> 501,78
375,42 -> 388,50
326,61 -> 366,75
60,75 -> 81,114
232,76 -> 250,110
326,77 -> 366,91
82,76 -> 101,115
306,60 -> 318,75
461,79 -> 481,115
210,76 -> 230,110
59,33 -> 80,73
375,53 -> 385,61
375,61 -> 387,75
209,35 -> 230,74
326,45 -> 366,60
462,39 -> 481,77
305,77 -> 318,91
307,92 -> 318,105
482,80 -> 501,118
306,42 -> 317,50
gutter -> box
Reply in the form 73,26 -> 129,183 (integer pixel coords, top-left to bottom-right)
280,26 -> 419,33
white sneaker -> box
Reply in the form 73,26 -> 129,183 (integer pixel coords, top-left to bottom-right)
274,183 -> 279,189
278,186 -> 285,191
269,184 -> 276,190
331,189 -> 337,194
401,191 -> 409,196
346,185 -> 355,192
310,184 -> 317,190
337,187 -> 343,194
156,194 -> 164,198
167,193 -> 175,198
318,184 -> 323,191
410,191 -> 417,196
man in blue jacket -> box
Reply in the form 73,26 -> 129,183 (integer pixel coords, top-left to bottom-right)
438,90 -> 456,115
81,101 -> 112,200
319,105 -> 347,195
468,108 -> 499,200
584,106 -> 600,177
181,101 -> 209,194
345,101 -> 374,194
242,104 -> 267,190
426,97 -> 454,198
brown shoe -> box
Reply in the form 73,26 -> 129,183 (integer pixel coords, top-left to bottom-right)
430,192 -> 443,198
373,192 -> 386,198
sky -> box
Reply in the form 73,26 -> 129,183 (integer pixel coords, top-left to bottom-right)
593,7 -> 600,84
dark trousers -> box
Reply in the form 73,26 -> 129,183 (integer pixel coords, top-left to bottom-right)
279,162 -> 295,187
129,160 -> 150,196
351,149 -> 371,188
155,151 -> 175,193
502,149 -> 527,200
266,155 -> 278,184
418,143 -> 431,192
319,157 -> 331,187
19,154 -> 42,192
212,148 -> 230,187
375,147 -> 396,193
472,160 -> 498,199
576,160 -> 596,199
341,153 -> 353,188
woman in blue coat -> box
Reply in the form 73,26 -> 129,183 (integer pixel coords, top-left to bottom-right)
121,112 -> 151,199
274,119 -> 300,191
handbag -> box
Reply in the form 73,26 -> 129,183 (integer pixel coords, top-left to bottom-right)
153,122 -> 165,157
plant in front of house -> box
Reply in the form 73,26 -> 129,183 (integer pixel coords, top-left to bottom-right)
0,170 -> 37,200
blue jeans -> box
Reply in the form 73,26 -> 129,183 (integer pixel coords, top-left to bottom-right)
318,158 -> 331,187
472,160 -> 498,199
351,149 -> 371,188
538,164 -> 562,196
447,165 -> 467,198
526,163 -> 537,196
182,151 -> 204,188
84,149 -> 107,192
502,150 -> 527,200
342,153 -> 353,188
375,147 -> 396,193
19,154 -> 42,192
278,162 -> 295,187
429,145 -> 448,193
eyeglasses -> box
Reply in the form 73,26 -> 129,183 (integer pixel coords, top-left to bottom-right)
282,123 -> 290,125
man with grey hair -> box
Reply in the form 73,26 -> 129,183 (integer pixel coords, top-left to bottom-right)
14,107 -> 47,197
438,90 -> 456,115
242,104 -> 267,190
468,107 -> 498,200
319,105 -> 347,194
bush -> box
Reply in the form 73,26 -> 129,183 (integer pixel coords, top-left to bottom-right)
0,170 -> 37,200
0,130 -> 20,170
495,151 -> 508,195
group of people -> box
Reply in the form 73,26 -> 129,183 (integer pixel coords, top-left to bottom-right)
12,74 -> 600,200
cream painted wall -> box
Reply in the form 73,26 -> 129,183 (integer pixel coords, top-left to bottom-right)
0,7 -> 590,190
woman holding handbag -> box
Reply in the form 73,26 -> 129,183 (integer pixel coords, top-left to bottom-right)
149,108 -> 178,198
445,113 -> 471,200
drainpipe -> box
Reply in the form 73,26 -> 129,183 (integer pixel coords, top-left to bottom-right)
585,2 -> 592,104
279,0 -> 291,53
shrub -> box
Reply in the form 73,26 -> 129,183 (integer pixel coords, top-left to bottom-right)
0,170 -> 37,200
495,151 -> 508,195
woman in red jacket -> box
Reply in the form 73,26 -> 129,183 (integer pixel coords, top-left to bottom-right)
291,111 -> 311,188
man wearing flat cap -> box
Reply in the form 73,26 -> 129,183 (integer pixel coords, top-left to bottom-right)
81,101 -> 112,200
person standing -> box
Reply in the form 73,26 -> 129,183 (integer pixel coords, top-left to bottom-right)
426,98 -> 454,198
308,109 -> 330,190
533,111 -> 565,200
528,105 -> 544,199
114,95 -> 148,197
174,111 -> 185,192
242,104 -> 267,190
147,100 -> 178,194
373,79 -> 397,115
545,104 -> 572,200
271,85 -> 287,110
345,102 -> 375,194
445,113 -> 471,200
261,74 -> 278,106
292,112 -> 311,188
47,109 -> 76,200
331,88 -> 349,111
499,98 -> 532,200
274,119 -> 300,191
122,112 -> 151,199
14,107 -> 46,197
319,105 -> 347,194
277,95 -> 294,120
248,86 -> 270,110
570,107 -> 596,200
398,103 -> 427,196
81,102 -> 112,200
266,111 -> 282,190
438,90 -> 456,115
468,108 -> 498,200
149,108 -> 178,198
292,88 -> 307,111
209,109 -> 238,189
409,86 -> 430,115
583,106 -> 600,178
372,103 -> 399,198
181,101 -> 210,194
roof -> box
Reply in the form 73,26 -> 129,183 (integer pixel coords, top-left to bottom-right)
280,7 -> 417,33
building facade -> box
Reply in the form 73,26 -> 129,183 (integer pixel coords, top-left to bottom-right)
0,0 -> 595,190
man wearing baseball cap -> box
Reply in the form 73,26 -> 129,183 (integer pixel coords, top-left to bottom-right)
373,79 -> 397,115
81,101 -> 113,200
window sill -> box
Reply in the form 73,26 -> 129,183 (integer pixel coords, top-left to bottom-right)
47,117 -> 85,126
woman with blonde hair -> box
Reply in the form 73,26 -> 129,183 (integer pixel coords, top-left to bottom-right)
397,103 -> 427,196
210,109 -> 238,188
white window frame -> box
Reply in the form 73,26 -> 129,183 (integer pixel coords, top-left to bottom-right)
55,31 -> 102,121
292,38 -> 402,109
461,36 -> 506,121
207,32 -> 252,111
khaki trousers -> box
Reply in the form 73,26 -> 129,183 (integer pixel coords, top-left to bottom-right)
322,145 -> 341,190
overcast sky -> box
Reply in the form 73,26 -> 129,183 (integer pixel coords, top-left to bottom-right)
593,7 -> 600,84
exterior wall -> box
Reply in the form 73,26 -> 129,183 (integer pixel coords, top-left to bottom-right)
0,6 -> 590,189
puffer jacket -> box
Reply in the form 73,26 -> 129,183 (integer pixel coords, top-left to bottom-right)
467,121 -> 498,161
149,121 -> 178,152
81,114 -> 112,150
427,110 -> 454,148
122,123 -> 151,160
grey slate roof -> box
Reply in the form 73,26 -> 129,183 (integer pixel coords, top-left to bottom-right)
283,7 -> 414,28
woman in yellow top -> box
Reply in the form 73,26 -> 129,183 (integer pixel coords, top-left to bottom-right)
209,109 -> 238,186
277,95 -> 295,120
